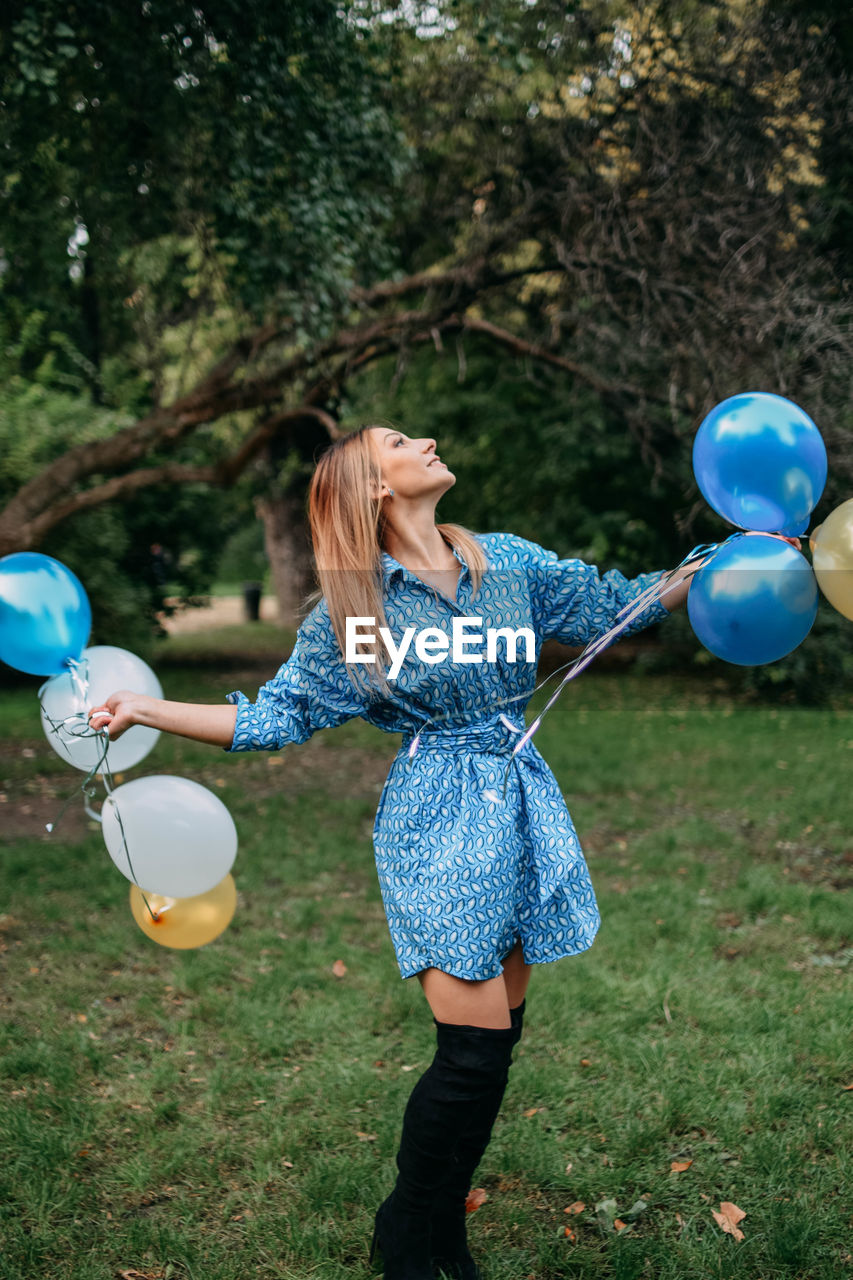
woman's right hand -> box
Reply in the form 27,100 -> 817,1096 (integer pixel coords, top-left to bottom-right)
88,689 -> 153,741
88,693 -> 238,749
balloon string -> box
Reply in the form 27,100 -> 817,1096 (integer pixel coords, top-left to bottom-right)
490,528 -> 807,794
493,542 -> 719,799
397,543 -> 719,784
41,717 -> 112,835
65,655 -> 90,707
39,673 -> 159,924
105,796 -> 160,922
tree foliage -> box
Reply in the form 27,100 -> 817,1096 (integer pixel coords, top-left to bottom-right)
1,0 -> 405,383
1,0 -> 852,697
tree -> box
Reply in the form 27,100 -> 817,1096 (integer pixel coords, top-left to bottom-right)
1,0 -> 404,366
1,0 -> 850,632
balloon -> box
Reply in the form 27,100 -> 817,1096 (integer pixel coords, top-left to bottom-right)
0,552 -> 91,676
102,775 -> 237,897
692,392 -> 826,535
687,534 -> 818,665
810,498 -> 853,621
39,645 -> 163,773
129,875 -> 237,949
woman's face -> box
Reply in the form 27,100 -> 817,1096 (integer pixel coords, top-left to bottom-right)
368,427 -> 456,501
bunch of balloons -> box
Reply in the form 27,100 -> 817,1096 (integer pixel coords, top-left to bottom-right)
687,390 -> 843,665
0,552 -> 238,949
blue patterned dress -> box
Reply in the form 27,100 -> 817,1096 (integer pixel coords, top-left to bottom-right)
227,532 -> 671,980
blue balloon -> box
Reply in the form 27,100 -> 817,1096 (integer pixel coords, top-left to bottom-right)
0,553 -> 92,676
693,392 -> 826,536
687,534 -> 818,666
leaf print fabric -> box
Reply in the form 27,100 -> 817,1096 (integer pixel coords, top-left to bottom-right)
226,532 -> 671,979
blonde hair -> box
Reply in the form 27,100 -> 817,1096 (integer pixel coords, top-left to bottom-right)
305,423 -> 488,698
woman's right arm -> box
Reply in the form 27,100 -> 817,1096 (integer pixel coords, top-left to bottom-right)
89,692 -> 237,749
89,598 -> 370,753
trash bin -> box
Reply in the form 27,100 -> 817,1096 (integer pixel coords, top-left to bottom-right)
242,581 -> 262,622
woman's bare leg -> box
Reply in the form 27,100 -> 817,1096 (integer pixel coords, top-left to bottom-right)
501,939 -> 532,1010
416,940 -> 532,1026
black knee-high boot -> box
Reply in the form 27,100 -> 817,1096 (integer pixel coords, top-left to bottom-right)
369,1019 -> 519,1280
429,1001 -> 526,1280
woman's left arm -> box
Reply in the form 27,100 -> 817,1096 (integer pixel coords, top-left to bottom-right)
510,533 -> 716,645
657,557 -> 706,613
660,535 -> 803,612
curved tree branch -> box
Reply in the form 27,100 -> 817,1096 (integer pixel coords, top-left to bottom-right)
13,407 -> 340,551
0,244 -> 668,555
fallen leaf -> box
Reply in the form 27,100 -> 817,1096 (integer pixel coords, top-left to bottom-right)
564,1201 -> 585,1215
671,1159 -> 693,1172
356,1131 -> 377,1142
564,1227 -> 576,1241
332,959 -> 347,978
564,1162 -> 573,1175
580,1058 -> 592,1067
842,1082 -> 853,1091
523,1106 -> 543,1118
712,1201 -> 746,1241
614,1219 -> 627,1231
466,1188 -> 487,1213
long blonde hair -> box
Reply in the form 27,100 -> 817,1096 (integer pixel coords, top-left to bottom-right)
306,423 -> 488,698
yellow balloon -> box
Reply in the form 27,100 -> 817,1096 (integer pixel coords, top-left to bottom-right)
129,875 -> 237,949
810,499 -> 853,621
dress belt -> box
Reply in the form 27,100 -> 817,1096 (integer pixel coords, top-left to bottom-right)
397,710 -> 582,905
400,712 -> 531,759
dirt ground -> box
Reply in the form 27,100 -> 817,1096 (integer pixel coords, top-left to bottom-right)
159,594 -> 280,634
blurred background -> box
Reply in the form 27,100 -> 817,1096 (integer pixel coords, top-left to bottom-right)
2,0 -> 852,701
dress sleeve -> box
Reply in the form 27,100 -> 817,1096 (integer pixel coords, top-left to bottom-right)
224,600 -> 370,752
512,534 -> 671,646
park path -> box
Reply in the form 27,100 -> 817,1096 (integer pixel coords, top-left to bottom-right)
160,594 -> 280,634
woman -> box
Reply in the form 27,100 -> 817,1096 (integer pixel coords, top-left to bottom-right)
89,425 -> 699,1280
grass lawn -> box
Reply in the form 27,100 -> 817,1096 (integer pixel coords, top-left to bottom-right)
1,635 -> 851,1280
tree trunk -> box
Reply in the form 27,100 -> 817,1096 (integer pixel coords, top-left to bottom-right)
255,492 -> 315,627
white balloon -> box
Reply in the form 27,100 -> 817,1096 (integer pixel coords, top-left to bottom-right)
101,775 -> 238,897
39,645 -> 163,773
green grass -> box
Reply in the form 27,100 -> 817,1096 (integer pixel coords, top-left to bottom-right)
1,647 -> 851,1280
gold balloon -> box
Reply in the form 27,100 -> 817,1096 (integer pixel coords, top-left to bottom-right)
810,499 -> 853,621
129,875 -> 237,949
